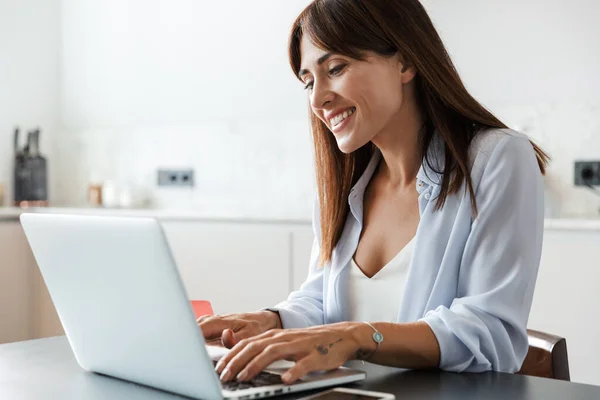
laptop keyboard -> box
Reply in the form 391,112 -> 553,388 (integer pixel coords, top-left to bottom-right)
213,360 -> 284,391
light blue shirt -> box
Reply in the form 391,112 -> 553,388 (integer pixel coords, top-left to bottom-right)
272,128 -> 544,373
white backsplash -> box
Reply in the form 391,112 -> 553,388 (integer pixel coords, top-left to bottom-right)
50,99 -> 600,220
51,118 -> 316,219
496,100 -> 600,219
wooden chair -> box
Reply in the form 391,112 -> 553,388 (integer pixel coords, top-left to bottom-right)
517,329 -> 570,381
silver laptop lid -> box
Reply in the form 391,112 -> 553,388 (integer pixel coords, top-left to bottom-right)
20,213 -> 223,400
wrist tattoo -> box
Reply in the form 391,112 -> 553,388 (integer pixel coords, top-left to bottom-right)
316,338 -> 342,356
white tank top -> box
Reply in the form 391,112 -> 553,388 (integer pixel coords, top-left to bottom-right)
346,237 -> 415,323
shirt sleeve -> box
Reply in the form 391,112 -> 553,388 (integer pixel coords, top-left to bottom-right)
266,199 -> 325,329
420,135 -> 544,373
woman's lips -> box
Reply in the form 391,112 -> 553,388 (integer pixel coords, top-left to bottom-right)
331,109 -> 356,134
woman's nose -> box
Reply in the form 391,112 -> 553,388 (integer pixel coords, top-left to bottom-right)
310,82 -> 334,110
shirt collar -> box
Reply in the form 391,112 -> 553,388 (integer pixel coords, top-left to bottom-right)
347,148 -> 381,221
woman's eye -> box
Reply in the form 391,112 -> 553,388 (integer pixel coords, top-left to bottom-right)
302,64 -> 345,90
328,64 -> 347,76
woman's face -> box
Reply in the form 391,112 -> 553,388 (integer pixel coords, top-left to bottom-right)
299,36 -> 416,153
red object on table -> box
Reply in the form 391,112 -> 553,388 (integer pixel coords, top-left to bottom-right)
190,300 -> 214,319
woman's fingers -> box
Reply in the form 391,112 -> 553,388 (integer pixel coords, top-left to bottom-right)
237,342 -> 311,382
282,354 -> 334,384
217,337 -> 274,381
213,323 -> 362,386
201,314 -> 273,343
198,316 -> 232,340
215,329 -> 289,374
221,329 -> 236,349
199,313 -> 362,385
216,329 -> 352,384
222,324 -> 268,349
220,335 -> 318,383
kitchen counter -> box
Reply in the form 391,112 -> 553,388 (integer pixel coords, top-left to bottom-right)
544,218 -> 600,230
1,206 -> 600,230
0,207 -> 312,225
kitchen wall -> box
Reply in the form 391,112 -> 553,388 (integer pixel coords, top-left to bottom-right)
53,0 -> 600,219
0,0 -> 60,206
422,0 -> 600,218
54,0 -> 316,219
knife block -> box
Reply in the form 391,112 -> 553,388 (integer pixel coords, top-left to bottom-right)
13,128 -> 48,208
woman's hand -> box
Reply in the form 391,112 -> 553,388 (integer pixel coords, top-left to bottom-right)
198,311 -> 282,349
215,322 -> 366,385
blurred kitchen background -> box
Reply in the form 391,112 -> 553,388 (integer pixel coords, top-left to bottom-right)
1,0 -> 600,386
1,0 -> 599,218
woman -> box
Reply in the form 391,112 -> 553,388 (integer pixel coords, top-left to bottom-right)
199,0 -> 548,384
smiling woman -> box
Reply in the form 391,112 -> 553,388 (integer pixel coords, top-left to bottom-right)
199,0 -> 549,386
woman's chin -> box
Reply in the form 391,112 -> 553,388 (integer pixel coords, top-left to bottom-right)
335,138 -> 356,154
335,134 -> 367,154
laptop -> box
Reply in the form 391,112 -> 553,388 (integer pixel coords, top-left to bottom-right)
19,213 -> 365,400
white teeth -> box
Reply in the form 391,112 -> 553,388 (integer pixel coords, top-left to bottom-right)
329,108 -> 355,127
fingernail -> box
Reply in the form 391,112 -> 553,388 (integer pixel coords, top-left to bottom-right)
236,370 -> 248,381
282,372 -> 292,382
220,368 -> 232,382
215,360 -> 224,373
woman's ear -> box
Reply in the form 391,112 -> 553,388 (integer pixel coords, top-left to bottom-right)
393,53 -> 416,84
400,63 -> 417,84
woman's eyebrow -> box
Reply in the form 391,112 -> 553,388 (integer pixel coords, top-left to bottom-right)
298,53 -> 333,78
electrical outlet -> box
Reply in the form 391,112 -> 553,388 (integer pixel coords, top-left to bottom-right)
157,169 -> 195,187
574,161 -> 600,186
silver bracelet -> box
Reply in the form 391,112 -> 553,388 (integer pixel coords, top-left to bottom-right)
360,322 -> 384,361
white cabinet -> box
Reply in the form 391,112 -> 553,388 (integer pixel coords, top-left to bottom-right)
33,265 -> 64,338
0,222 -> 36,343
161,221 -> 295,315
290,226 -> 314,291
528,228 -> 600,386
7,218 -> 313,343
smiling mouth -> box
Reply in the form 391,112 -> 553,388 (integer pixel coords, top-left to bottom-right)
329,107 -> 356,128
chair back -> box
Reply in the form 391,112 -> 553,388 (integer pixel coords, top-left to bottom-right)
517,329 -> 570,381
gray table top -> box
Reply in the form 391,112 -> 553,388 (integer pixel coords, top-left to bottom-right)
2,336 -> 600,400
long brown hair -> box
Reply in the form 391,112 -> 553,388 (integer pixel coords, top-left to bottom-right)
288,0 -> 549,267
